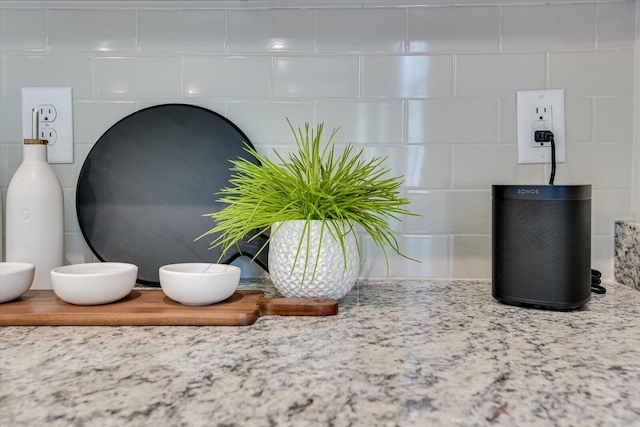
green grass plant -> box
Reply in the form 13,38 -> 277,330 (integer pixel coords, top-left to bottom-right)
198,119 -> 416,281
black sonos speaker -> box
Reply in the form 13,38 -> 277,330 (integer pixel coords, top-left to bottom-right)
492,185 -> 592,310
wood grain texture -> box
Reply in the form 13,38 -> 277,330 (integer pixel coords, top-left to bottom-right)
0,290 -> 338,327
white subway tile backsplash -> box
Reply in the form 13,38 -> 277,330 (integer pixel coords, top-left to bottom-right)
408,6 -> 499,53
561,144 -> 632,189
72,101 -> 137,145
3,56 -> 93,99
173,100 -> 227,117
363,145 -> 451,189
0,56 -> 4,99
362,55 -> 453,99
0,145 -> 7,189
405,190 -> 491,234
63,189 -> 80,232
49,10 -> 136,53
565,98 -> 593,143
549,50 -> 634,97
315,101 -> 403,144
2,144 -> 22,189
501,4 -> 596,52
96,57 -> 182,99
594,97 -> 633,143
0,98 -> 22,144
0,9 -> 46,53
64,232 -> 95,266
596,1 -> 635,50
226,101 -> 314,146
228,9 -> 315,53
452,235 -> 491,279
456,54 -> 546,98
138,10 -> 226,53
51,144 -> 92,189
453,145 -> 545,189
317,8 -> 405,53
0,1 -> 634,280
591,235 -> 613,279
184,57 -> 271,98
362,235 -> 451,278
592,190 -> 632,235
408,99 -> 497,143
498,98 -> 516,144
274,56 -> 359,98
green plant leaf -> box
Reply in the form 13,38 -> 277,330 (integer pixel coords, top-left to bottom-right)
196,119 -> 419,284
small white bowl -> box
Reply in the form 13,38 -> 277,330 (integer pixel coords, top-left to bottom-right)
51,262 -> 137,305
0,262 -> 35,303
159,263 -> 240,306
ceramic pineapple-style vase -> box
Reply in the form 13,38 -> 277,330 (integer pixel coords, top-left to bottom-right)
268,220 -> 359,299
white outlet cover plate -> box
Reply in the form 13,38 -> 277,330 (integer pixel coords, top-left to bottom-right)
21,87 -> 74,164
516,89 -> 566,164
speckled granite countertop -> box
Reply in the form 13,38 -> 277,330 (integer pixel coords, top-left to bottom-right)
1,280 -> 639,427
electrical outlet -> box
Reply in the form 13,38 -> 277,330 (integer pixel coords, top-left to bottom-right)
39,104 -> 57,122
531,105 -> 553,147
516,89 -> 566,164
39,127 -> 58,145
21,87 -> 73,164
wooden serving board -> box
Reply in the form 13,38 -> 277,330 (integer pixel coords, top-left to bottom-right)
0,290 -> 338,327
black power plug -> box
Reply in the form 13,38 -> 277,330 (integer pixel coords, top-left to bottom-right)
534,130 -> 554,143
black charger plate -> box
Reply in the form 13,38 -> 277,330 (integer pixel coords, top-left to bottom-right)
76,104 -> 268,286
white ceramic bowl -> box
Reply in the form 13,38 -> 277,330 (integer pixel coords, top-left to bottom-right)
0,262 -> 35,303
159,263 -> 240,306
51,262 -> 137,305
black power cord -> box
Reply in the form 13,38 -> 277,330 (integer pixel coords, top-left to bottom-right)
591,269 -> 606,294
533,130 -> 606,295
534,130 -> 556,185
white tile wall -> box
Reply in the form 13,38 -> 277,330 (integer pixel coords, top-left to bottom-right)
596,1 -> 636,49
274,56 -> 360,98
549,51 -> 634,97
95,57 -> 183,98
184,57 -> 271,98
49,10 -> 137,53
138,10 -> 226,53
0,0 -> 636,281
407,99 -> 498,143
228,9 -> 315,53
316,8 -> 405,53
408,6 -> 499,53
362,55 -> 453,99
456,54 -> 546,98
501,5 -> 596,52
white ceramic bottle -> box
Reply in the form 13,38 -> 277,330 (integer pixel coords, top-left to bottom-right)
0,194 -> 4,261
6,113 -> 64,289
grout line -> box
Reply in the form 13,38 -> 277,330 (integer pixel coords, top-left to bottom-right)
134,9 -> 140,54
591,97 -> 596,144
594,2 -> 599,50
497,5 -> 503,53
496,98 -> 502,144
404,7 -> 410,53
45,7 -> 51,54
452,54 -> 457,98
545,52 -> 550,90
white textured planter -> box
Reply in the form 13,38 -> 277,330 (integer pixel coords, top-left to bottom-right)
268,220 -> 360,299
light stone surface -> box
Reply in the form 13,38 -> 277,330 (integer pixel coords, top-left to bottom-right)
1,279 -> 639,427
615,220 -> 640,290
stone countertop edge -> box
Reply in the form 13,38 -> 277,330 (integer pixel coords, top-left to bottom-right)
1,279 -> 638,427
615,219 -> 640,291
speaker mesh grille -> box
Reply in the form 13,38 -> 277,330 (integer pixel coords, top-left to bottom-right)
492,198 -> 591,308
